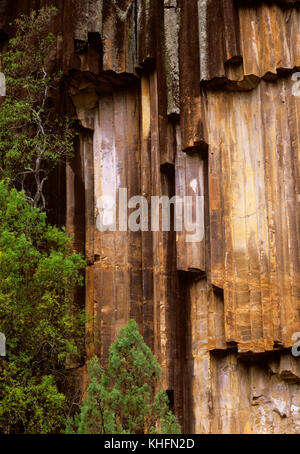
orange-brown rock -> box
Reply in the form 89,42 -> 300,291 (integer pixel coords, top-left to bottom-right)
1,0 -> 300,434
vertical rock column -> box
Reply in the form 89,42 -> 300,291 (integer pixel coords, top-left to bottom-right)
92,87 -> 143,365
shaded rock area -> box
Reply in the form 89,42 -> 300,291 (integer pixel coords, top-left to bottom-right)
1,0 -> 300,433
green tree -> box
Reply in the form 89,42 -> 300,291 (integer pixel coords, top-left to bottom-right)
0,7 -> 74,209
66,320 -> 181,434
0,181 -> 86,433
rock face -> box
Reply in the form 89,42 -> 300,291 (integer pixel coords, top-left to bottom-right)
1,0 -> 300,434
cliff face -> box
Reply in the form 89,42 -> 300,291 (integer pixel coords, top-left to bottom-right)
1,0 -> 300,433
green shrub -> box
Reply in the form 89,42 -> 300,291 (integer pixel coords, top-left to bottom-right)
0,7 -> 74,209
0,181 -> 85,433
66,320 -> 181,435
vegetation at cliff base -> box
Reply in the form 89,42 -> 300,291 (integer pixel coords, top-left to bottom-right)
0,8 -> 85,434
0,181 -> 85,433
66,320 -> 181,435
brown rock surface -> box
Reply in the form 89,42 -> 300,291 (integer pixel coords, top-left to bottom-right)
1,0 -> 300,434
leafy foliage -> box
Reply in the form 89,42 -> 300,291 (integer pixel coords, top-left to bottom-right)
0,7 -> 74,209
66,320 -> 181,434
0,181 -> 85,433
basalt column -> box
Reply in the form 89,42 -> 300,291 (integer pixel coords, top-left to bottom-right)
1,0 -> 300,434
90,87 -> 143,365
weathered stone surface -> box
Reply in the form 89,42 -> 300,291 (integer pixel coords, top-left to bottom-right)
198,0 -> 242,82
164,0 -> 180,115
1,0 -> 300,434
137,0 -> 157,65
179,0 -> 208,153
207,76 -> 300,352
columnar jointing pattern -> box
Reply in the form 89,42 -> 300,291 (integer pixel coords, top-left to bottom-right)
1,0 -> 300,433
